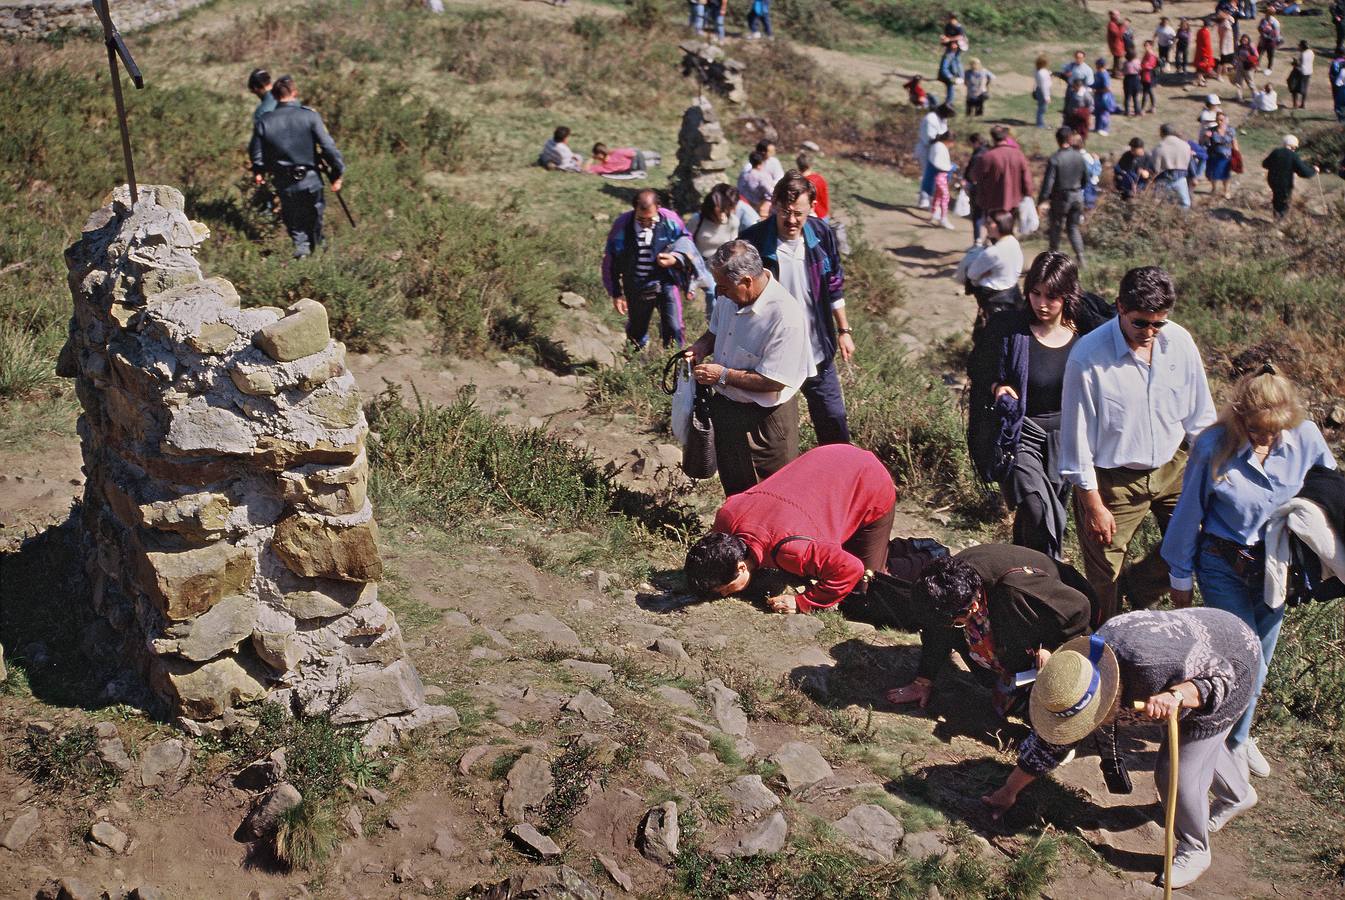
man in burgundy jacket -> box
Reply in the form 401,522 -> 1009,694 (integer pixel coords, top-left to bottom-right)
964,126 -> 1034,221
683,444 -> 896,614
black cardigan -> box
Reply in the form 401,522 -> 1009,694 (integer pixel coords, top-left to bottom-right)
914,544 -> 1094,681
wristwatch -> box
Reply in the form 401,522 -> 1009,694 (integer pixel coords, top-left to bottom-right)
838,327 -> 854,336
717,367 -> 730,386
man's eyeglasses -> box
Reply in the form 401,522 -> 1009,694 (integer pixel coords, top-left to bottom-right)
1127,317 -> 1169,331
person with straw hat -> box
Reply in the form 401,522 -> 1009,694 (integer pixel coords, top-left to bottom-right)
981,607 -> 1260,889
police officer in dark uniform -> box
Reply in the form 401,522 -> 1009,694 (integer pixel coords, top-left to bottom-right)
249,75 -> 345,258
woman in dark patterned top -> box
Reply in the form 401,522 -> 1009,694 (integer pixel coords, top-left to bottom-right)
981,608 -> 1260,890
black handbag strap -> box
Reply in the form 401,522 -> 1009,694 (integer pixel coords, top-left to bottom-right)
662,351 -> 689,396
770,534 -> 812,566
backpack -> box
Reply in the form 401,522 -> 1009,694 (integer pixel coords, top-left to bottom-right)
1075,291 -> 1116,336
843,537 -> 951,631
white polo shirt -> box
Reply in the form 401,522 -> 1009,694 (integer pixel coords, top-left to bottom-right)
709,273 -> 810,408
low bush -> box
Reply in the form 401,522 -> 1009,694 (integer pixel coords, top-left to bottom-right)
17,725 -> 120,793
845,0 -> 1100,43
274,800 -> 341,870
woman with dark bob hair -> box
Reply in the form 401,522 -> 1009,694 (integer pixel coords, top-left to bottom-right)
984,251 -> 1083,559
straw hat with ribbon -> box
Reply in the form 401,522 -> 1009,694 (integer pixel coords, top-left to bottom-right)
1029,633 -> 1122,746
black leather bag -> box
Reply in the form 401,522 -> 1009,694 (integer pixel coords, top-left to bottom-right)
681,383 -> 718,480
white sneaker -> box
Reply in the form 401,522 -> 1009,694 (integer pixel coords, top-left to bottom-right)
1157,849 -> 1212,889
1209,787 -> 1259,832
941,219 -> 956,230
1244,738 -> 1271,777
917,199 -> 931,210
1097,130 -> 1110,136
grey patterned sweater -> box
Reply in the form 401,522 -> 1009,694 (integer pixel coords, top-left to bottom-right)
1019,608 -> 1260,776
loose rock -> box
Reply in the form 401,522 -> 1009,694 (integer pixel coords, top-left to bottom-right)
722,775 -> 780,819
703,678 -> 749,737
241,782 -> 303,840
508,823 -> 562,859
502,753 -> 554,823
832,804 -> 904,861
0,808 -> 40,851
87,821 -> 129,856
139,739 -> 191,788
564,690 -> 614,723
768,742 -> 833,793
637,801 -> 680,865
560,659 -> 614,683
903,830 -> 952,861
714,811 -> 787,858
474,866 -> 604,900
501,613 -> 580,647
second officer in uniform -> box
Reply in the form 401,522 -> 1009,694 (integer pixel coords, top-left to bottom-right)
249,75 -> 345,258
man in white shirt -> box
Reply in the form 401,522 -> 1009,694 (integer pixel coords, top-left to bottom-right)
965,211 -> 1023,321
741,172 -> 855,445
1059,266 -> 1216,623
1295,40 -> 1314,108
687,241 -> 811,496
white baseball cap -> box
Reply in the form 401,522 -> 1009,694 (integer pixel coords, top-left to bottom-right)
1207,94 -> 1222,105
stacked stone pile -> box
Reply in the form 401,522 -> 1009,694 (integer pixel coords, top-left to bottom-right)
679,40 -> 746,105
58,185 -> 453,745
671,98 -> 733,213
0,0 -> 212,38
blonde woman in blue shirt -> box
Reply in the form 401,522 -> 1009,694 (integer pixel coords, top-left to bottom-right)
1161,366 -> 1336,786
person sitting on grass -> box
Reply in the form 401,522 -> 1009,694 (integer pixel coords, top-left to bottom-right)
884,544 -> 1094,719
683,444 -> 896,614
539,125 -> 582,172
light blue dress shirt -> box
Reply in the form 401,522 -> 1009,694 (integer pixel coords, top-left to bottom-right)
1161,420 -> 1337,590
1059,317 -> 1216,492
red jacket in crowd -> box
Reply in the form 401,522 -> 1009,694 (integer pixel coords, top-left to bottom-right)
711,444 -> 896,612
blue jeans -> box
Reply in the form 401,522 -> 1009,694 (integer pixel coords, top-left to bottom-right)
747,5 -> 771,35
688,0 -> 705,30
800,358 -> 850,445
1195,544 -> 1286,747
714,9 -> 725,38
625,284 -> 685,349
1035,97 -> 1048,127
919,160 -> 938,198
1157,171 -> 1191,208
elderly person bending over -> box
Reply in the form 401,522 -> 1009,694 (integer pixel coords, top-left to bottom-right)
685,241 -> 811,496
683,444 -> 896,614
1161,367 -> 1335,779
885,544 -> 1093,718
982,608 -> 1260,890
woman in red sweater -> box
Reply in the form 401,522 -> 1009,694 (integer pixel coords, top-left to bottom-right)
684,444 -> 896,614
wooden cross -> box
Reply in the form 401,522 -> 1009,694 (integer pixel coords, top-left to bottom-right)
91,0 -> 145,204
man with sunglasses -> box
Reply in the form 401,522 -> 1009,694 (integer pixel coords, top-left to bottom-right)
1060,266 -> 1216,623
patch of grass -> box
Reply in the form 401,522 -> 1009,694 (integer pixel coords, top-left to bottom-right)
0,321 -> 61,401
274,800 -> 341,871
17,725 -> 120,793
708,732 -> 744,767
995,832 -> 1061,900
487,748 -> 525,782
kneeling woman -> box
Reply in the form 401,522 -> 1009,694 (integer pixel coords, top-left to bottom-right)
885,544 -> 1093,718
982,608 -> 1260,890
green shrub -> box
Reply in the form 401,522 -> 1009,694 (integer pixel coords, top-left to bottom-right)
0,321 -> 61,400
842,0 -> 1100,42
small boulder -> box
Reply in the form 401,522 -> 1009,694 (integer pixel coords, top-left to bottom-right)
650,637 -> 691,662
832,804 -> 904,861
560,659 -> 614,683
501,612 -> 580,647
240,782 -> 303,840
502,753 -> 554,823
564,690 -> 614,723
139,738 -> 191,788
0,807 -> 40,851
432,828 -> 464,858
703,678 -> 749,737
87,821 -> 129,856
597,853 -> 634,892
94,722 -> 134,774
768,742 -> 832,793
903,830 -> 952,861
508,823 -> 561,859
637,801 -> 680,865
342,805 -> 364,838
714,810 -> 787,858
558,292 -> 587,310
722,775 -> 780,819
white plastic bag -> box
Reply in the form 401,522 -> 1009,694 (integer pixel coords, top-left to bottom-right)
671,358 -> 695,446
953,188 -> 971,218
1018,196 -> 1040,236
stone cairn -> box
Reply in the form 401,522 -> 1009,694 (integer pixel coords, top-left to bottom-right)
671,98 -> 733,213
58,185 -> 454,745
670,41 -> 745,212
679,39 -> 746,105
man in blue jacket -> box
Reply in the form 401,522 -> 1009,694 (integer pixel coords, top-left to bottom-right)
740,171 -> 854,444
602,189 -> 701,349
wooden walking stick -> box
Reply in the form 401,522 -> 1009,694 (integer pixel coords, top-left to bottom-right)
91,0 -> 145,204
1135,700 -> 1180,899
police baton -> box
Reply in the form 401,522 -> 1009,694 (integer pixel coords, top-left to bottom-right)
317,162 -> 357,229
